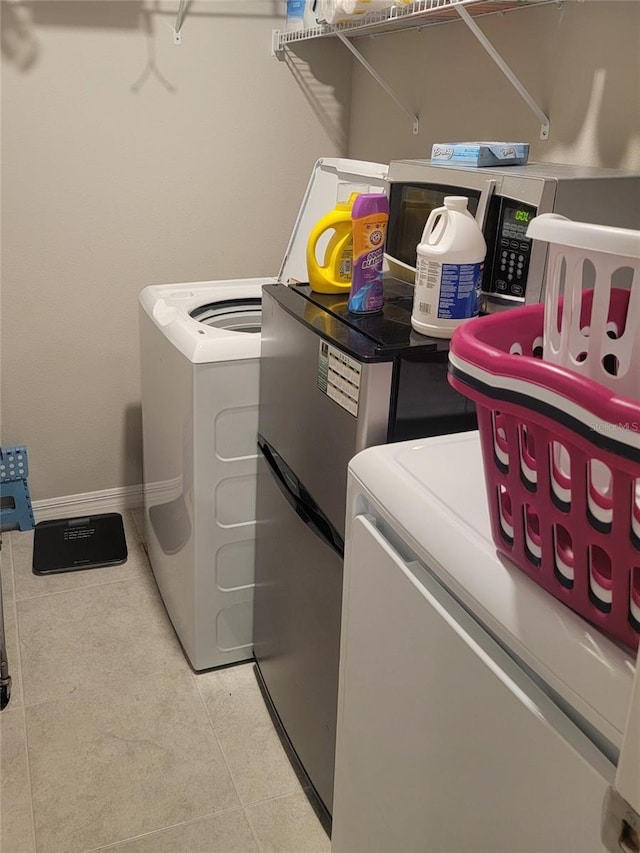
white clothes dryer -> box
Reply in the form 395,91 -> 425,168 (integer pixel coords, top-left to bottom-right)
333,431 -> 638,852
138,158 -> 388,670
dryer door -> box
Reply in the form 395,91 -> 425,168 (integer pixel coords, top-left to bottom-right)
333,513 -> 614,853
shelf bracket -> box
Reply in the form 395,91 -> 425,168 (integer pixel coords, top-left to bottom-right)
455,5 -> 549,140
333,30 -> 420,135
174,0 -> 187,45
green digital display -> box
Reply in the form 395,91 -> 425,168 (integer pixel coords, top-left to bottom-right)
501,204 -> 535,242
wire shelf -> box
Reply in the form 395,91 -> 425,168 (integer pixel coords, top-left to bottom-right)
274,0 -> 558,51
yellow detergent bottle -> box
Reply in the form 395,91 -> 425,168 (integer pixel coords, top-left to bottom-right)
306,190 -> 361,294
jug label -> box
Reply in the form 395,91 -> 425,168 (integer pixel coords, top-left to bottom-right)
436,262 -> 483,320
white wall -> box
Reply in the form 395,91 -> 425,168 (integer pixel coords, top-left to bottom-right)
347,1 -> 640,170
2,0 -> 638,505
1,0 -> 351,501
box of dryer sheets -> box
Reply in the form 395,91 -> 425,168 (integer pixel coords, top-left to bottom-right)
431,142 -> 530,167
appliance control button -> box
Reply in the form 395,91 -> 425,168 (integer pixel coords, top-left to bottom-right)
510,240 -> 519,249
512,284 -> 524,296
520,241 -> 530,251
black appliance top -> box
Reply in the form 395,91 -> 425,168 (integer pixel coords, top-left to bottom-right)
266,278 -> 452,362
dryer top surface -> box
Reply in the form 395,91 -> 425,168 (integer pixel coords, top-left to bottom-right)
348,432 -> 635,753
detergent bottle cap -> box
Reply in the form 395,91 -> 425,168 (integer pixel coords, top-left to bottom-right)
444,196 -> 470,212
352,192 -> 389,219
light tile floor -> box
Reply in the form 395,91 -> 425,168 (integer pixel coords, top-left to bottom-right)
0,511 -> 331,853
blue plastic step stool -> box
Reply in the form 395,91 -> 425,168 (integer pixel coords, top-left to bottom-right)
0,446 -> 35,532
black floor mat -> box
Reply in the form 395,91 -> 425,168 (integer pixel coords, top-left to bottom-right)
32,513 -> 127,575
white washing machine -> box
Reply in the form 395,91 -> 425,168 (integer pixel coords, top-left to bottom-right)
138,158 -> 388,671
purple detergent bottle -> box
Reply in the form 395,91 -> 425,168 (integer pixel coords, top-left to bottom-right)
348,193 -> 389,314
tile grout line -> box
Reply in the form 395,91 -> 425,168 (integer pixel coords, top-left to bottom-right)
191,672 -> 262,852
191,671 -> 245,798
241,788 -> 333,853
19,709 -> 38,853
11,570 -> 156,604
5,533 -> 39,853
242,804 -> 264,853
76,805 -> 251,853
241,786 -> 323,809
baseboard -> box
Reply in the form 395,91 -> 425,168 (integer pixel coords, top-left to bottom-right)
32,484 -> 144,523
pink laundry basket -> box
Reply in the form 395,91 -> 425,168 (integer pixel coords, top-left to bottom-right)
448,216 -> 640,651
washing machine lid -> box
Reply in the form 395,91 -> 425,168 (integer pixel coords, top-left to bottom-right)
277,158 -> 388,285
138,159 -> 388,364
348,432 -> 636,756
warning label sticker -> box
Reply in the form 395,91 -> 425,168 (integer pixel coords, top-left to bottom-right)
317,341 -> 360,418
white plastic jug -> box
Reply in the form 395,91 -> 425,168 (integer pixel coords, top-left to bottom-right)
411,196 -> 486,339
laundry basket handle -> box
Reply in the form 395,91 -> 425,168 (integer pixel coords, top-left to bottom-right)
527,213 -> 640,259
